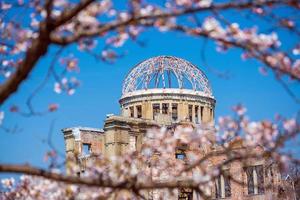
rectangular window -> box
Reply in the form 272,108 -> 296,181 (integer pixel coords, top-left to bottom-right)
129,106 -> 134,117
82,143 -> 91,156
152,103 -> 160,120
136,105 -> 142,118
200,106 -> 204,121
176,153 -> 185,160
188,105 -> 193,122
195,105 -> 199,123
172,103 -> 178,121
245,165 -> 264,195
162,103 -> 169,114
178,188 -> 193,200
175,149 -> 186,160
129,135 -> 137,151
215,171 -> 231,198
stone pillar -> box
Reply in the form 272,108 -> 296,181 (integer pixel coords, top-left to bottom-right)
103,118 -> 130,158
211,107 -> 215,125
178,101 -> 188,121
62,128 -> 82,175
230,161 -> 245,200
202,106 -> 210,124
133,104 -> 137,118
160,102 -> 162,114
191,104 -> 195,123
142,101 -> 152,120
122,107 -> 130,117
197,105 -> 201,124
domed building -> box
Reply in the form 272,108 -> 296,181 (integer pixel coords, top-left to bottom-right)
62,56 -> 288,200
120,56 -> 215,125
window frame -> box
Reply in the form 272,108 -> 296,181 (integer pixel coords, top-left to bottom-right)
171,103 -> 178,121
82,143 -> 91,156
188,104 -> 193,122
152,103 -> 160,120
162,103 -> 169,114
245,165 -> 265,195
215,170 -> 231,199
195,105 -> 199,123
129,106 -> 134,118
136,105 -> 142,118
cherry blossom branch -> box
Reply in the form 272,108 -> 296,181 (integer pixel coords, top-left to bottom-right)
0,0 -> 95,105
53,0 -> 96,27
0,29 -> 50,105
51,0 -> 295,45
0,163 -> 201,189
0,0 -> 297,106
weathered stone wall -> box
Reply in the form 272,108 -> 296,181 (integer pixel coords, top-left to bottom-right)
61,90 -> 289,200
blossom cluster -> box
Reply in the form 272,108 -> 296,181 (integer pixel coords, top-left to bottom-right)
2,107 -> 299,199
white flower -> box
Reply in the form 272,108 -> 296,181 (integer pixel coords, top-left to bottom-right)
77,13 -> 99,26
142,147 -> 153,157
140,5 -> 154,16
0,111 -> 4,125
193,170 -> 211,183
1,3 -> 12,10
119,12 -> 130,21
292,47 -> 300,55
283,119 -> 297,133
54,82 -> 62,94
202,17 -> 220,32
53,0 -> 68,7
1,178 -> 14,189
176,0 -> 192,7
197,0 -> 212,8
4,71 -> 11,78
67,88 -> 75,95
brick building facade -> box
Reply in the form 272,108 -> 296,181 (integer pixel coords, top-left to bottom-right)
62,56 -> 293,199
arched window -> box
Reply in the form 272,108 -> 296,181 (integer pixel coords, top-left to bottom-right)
245,165 -> 265,195
215,171 -> 231,198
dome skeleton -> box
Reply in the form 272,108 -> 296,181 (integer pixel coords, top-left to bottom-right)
122,56 -> 212,96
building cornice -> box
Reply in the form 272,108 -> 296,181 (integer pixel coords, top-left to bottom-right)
119,88 -> 216,107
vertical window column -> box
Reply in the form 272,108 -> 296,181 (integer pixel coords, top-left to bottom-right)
245,165 -> 265,195
152,103 -> 160,120
200,106 -> 204,123
195,105 -> 199,123
172,103 -> 178,121
188,105 -> 193,122
129,135 -> 137,151
136,105 -> 142,118
162,103 -> 169,114
215,171 -> 231,199
129,106 -> 134,118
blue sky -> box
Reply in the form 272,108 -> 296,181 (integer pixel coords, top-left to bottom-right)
0,8 -> 299,171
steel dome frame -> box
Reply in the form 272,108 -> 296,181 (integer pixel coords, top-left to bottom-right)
122,56 -> 212,96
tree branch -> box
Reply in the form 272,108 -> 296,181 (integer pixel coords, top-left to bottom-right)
50,0 -> 293,45
0,163 -> 199,190
0,23 -> 51,105
53,0 -> 95,27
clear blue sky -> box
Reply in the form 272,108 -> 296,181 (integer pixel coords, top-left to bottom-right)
0,7 -> 299,170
